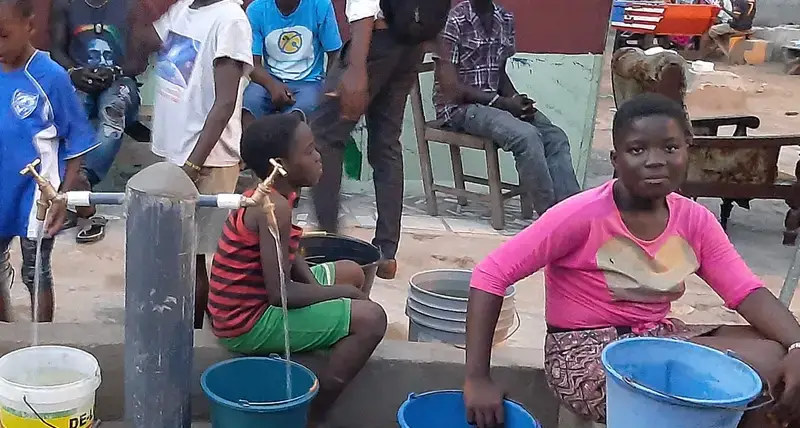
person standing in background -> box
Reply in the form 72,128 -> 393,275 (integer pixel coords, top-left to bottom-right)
241,0 -> 342,127
49,0 -> 141,244
127,0 -> 253,329
308,0 -> 450,280
0,0 -> 97,323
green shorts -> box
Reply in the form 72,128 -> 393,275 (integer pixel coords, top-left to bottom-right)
219,262 -> 352,354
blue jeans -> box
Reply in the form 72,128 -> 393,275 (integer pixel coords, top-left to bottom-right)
448,105 -> 581,215
242,80 -> 323,120
78,77 -> 141,186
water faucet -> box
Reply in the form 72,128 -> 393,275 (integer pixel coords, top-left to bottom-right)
242,158 -> 288,210
19,159 -> 62,221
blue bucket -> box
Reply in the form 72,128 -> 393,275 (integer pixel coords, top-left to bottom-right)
397,390 -> 539,428
602,337 -> 765,428
201,357 -> 319,428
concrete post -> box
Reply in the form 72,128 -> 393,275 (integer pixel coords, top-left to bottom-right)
124,162 -> 199,428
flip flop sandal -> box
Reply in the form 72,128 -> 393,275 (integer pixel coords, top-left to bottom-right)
62,210 -> 79,231
76,216 -> 108,244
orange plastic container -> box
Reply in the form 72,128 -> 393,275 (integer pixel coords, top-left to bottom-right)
612,2 -> 722,36
657,4 -> 721,35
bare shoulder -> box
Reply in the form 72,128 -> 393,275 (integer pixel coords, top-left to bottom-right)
248,192 -> 293,229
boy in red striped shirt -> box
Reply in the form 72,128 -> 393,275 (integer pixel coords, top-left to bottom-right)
208,113 -> 387,428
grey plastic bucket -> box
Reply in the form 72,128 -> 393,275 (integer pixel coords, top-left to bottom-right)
406,269 -> 517,346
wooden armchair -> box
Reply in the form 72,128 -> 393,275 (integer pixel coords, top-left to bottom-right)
409,61 -> 532,230
684,116 -> 800,245
612,47 -> 800,245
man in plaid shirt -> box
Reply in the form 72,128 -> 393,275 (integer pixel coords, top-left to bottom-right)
433,0 -> 580,216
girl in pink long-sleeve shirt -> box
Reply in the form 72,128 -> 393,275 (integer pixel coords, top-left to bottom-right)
462,94 -> 800,428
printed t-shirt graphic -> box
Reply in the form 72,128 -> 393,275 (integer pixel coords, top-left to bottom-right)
66,0 -> 129,68
156,32 -> 201,90
265,25 -> 314,80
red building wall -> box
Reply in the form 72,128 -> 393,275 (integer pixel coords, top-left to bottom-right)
328,0 -> 612,55
33,0 -> 612,55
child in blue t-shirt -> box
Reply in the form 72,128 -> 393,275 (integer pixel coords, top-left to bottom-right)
0,0 -> 97,322
242,0 -> 342,125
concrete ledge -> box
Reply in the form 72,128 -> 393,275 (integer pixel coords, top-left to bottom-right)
753,25 -> 800,61
0,324 -> 558,428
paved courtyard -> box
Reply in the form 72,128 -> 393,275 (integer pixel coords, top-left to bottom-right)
4,57 -> 800,351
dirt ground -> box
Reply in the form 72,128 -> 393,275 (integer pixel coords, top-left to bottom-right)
4,57 -> 800,350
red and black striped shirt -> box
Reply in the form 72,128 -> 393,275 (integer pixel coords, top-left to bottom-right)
208,190 -> 303,338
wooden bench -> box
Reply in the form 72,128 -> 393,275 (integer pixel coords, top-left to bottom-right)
409,61 -> 532,230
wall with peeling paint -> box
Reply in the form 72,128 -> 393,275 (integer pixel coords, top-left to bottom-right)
343,52 -> 605,193
134,50 -> 604,192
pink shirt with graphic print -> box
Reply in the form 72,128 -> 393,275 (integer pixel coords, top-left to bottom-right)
470,180 -> 763,332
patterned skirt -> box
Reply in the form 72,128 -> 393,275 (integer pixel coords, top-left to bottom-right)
543,320 -> 719,424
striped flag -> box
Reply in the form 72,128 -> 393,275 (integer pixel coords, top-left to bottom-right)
613,4 -> 666,31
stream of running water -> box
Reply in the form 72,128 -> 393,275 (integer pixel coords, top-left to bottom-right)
266,219 -> 293,400
31,220 -> 46,346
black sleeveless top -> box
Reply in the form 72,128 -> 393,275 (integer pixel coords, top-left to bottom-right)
66,0 -> 130,68
730,0 -> 756,31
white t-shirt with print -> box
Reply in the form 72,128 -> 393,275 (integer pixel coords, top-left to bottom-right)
151,0 -> 253,167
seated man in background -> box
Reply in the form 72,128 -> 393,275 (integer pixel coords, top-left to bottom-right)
49,0 -> 141,243
700,0 -> 756,58
434,0 -> 581,217
242,0 -> 342,127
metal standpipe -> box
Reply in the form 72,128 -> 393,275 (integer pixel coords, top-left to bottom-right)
124,162 -> 199,428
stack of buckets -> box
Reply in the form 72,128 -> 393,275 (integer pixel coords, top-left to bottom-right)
405,269 -> 517,346
397,269 -> 538,427
0,346 -> 102,428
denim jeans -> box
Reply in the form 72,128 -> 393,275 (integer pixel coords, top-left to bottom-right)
308,30 -> 424,259
242,80 -> 323,120
448,105 -> 581,215
0,236 -> 55,294
78,77 -> 141,186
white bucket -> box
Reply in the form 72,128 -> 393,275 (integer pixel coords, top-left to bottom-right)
0,346 -> 101,428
